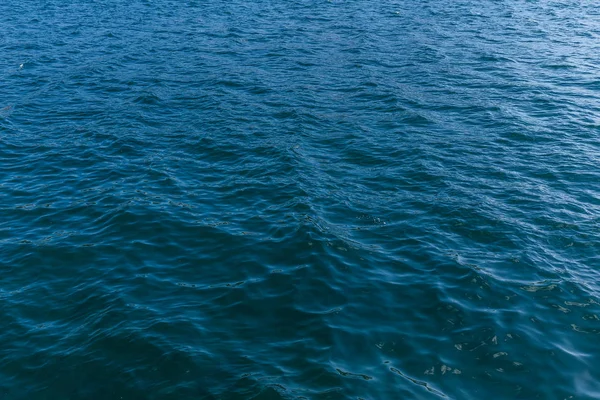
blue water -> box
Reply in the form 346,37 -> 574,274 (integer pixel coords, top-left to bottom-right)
1,0 -> 599,398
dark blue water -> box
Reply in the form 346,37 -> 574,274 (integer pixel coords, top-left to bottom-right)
1,0 -> 599,398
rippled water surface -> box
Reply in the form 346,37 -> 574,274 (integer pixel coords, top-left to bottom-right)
1,0 -> 600,398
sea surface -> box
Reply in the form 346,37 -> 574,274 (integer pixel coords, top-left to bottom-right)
1,0 -> 599,399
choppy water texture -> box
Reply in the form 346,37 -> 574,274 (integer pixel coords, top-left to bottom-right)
1,0 -> 600,398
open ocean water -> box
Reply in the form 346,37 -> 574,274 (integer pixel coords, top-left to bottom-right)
1,0 -> 599,399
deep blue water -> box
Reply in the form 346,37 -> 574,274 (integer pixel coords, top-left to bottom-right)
1,0 -> 600,398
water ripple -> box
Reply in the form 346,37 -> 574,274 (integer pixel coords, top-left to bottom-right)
1,0 -> 600,398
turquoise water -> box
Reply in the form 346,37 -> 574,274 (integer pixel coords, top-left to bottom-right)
1,0 -> 599,398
